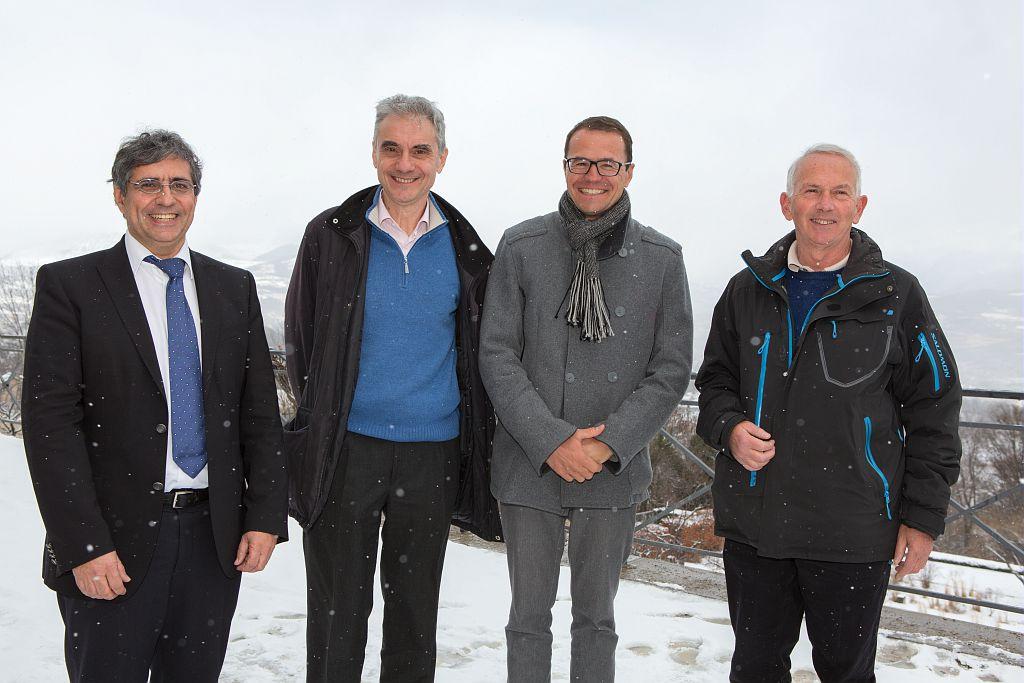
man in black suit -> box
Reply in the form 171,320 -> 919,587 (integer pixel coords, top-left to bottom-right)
22,129 -> 289,682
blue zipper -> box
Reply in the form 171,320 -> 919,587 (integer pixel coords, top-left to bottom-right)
798,272 -> 890,336
863,417 -> 892,520
745,265 -> 794,367
915,332 -> 940,391
831,321 -> 838,339
750,332 -> 771,487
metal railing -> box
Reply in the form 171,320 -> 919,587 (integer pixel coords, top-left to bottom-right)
631,376 -> 1024,616
4,340 -> 1022,616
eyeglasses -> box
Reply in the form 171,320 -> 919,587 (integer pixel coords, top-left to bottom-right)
564,157 -> 633,177
130,178 -> 197,195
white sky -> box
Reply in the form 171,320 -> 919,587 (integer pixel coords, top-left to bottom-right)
1,0 -> 1021,297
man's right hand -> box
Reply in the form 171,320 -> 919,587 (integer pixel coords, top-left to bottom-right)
728,420 -> 775,472
546,425 -> 606,483
72,550 -> 131,600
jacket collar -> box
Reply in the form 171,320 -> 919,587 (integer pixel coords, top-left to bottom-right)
326,185 -> 493,279
742,227 -> 887,294
596,211 -> 630,260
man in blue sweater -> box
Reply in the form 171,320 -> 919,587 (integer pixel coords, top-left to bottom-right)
284,95 -> 497,683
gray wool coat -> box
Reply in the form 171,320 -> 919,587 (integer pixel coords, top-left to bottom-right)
479,211 -> 693,513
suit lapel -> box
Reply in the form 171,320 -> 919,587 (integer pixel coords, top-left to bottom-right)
96,238 -> 165,396
190,251 -> 221,387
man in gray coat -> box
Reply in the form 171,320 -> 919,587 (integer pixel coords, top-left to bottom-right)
480,116 -> 693,682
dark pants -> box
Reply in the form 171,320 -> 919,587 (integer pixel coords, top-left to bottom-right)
58,501 -> 241,682
723,539 -> 890,683
304,432 -> 460,683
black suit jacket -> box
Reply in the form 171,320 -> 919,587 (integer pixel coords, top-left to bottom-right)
22,238 -> 288,599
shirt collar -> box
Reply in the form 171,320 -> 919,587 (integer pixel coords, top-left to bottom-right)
376,193 -> 431,235
787,241 -> 849,273
124,231 -> 193,277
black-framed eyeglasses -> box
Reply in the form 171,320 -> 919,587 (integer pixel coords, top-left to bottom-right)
129,178 -> 198,195
564,157 -> 633,177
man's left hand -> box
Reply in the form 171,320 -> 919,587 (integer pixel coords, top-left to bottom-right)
234,531 -> 278,573
892,524 -> 934,581
581,438 -> 613,467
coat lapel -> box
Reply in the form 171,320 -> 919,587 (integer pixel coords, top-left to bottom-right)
190,251 -> 221,387
96,238 -> 165,396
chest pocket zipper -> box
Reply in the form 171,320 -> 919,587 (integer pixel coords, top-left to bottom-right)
750,332 -> 771,488
863,417 -> 892,520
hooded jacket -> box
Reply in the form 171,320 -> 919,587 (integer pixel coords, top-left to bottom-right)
283,186 -> 501,541
696,228 -> 961,562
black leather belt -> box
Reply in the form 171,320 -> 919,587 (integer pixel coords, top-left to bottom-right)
163,488 -> 209,509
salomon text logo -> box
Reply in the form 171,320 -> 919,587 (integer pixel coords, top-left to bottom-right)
930,332 -> 951,379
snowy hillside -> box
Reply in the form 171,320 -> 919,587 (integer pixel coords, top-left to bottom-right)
3,435 -> 1021,681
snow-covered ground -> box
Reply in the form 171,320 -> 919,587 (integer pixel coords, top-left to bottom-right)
3,433 -> 1021,681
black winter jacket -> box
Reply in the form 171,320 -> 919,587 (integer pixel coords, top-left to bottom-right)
283,186 -> 502,541
696,229 -> 961,562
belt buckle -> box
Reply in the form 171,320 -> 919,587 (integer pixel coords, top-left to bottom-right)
172,490 -> 191,508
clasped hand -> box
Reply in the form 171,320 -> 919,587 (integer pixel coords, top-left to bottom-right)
546,424 -> 612,483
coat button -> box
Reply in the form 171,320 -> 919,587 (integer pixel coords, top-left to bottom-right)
886,285 -> 893,292
607,372 -> 618,382
566,372 -> 575,383
614,306 -> 626,317
152,481 -> 164,491
155,423 -> 167,434
618,247 -> 628,258
332,218 -> 339,224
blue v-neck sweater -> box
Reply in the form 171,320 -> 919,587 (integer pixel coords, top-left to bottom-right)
347,219 -> 461,443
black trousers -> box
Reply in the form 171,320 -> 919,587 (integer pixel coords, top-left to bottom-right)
304,432 -> 460,683
58,501 -> 241,682
723,539 -> 890,683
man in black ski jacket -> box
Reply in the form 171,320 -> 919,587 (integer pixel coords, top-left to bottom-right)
696,143 -> 962,682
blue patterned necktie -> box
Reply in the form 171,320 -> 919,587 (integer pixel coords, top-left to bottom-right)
145,255 -> 207,478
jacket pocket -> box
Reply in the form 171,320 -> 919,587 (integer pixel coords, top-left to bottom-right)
749,331 -> 771,488
914,331 -> 943,392
862,417 -> 892,520
817,314 -> 893,388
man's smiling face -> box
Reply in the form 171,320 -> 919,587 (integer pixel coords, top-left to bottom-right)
781,152 -> 867,250
113,156 -> 197,258
564,128 -> 633,220
372,114 -> 447,214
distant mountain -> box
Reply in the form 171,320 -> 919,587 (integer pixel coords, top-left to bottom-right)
240,244 -> 1023,391
2,245 -> 1019,391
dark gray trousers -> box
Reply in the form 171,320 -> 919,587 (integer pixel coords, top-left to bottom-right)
58,501 -> 240,682
304,433 -> 460,683
500,502 -> 635,683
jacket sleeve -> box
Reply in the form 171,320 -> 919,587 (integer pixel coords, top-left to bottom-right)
695,279 -> 749,453
478,234 -> 576,473
22,265 -> 115,574
892,275 -> 962,539
596,250 -> 693,473
284,222 -> 320,403
239,272 -> 290,541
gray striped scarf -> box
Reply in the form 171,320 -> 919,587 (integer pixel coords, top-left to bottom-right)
558,189 -> 630,342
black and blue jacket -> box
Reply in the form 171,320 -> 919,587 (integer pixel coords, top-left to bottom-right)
696,228 -> 962,563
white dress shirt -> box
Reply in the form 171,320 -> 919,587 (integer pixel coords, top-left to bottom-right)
787,241 -> 850,272
124,232 -> 208,490
373,194 -> 441,256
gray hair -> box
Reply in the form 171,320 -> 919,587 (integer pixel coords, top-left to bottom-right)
110,129 -> 203,195
786,143 -> 861,196
373,94 -> 446,152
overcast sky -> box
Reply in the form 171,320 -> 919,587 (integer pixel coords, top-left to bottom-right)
1,0 -> 1020,299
